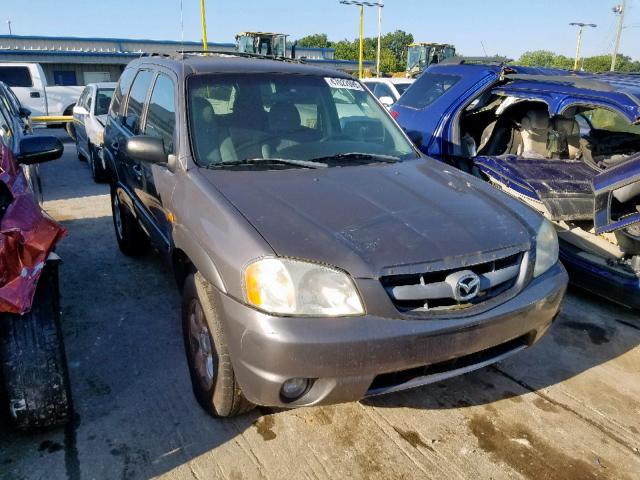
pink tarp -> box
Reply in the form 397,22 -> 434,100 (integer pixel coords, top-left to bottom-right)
0,142 -> 65,314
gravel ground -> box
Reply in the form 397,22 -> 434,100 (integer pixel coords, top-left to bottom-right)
1,130 -> 639,480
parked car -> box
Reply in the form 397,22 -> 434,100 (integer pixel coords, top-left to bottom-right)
73,82 -> 116,182
0,82 -> 71,430
0,63 -> 83,118
392,63 -> 640,309
362,77 -> 414,107
104,54 -> 567,417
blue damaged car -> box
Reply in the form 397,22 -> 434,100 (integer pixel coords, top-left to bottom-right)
392,63 -> 640,309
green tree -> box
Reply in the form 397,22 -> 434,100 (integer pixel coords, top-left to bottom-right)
296,34 -> 331,49
381,30 -> 414,70
516,50 -> 639,73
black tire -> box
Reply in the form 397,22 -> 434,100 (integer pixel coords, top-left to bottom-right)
0,263 -> 72,430
88,144 -> 109,183
110,186 -> 148,257
182,272 -> 253,417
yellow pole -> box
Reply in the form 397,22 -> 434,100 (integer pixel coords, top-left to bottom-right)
358,4 -> 364,79
200,0 -> 208,52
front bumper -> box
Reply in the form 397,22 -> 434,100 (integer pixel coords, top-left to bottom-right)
217,263 -> 567,408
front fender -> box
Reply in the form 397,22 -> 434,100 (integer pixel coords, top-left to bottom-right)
172,224 -> 226,293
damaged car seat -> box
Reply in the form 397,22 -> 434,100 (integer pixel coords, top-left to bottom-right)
518,110 -> 550,159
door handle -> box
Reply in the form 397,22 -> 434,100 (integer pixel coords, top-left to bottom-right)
132,164 -> 143,177
30,91 -> 41,98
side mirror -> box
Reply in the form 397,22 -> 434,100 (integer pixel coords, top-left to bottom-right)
73,105 -> 89,116
125,136 -> 167,164
18,135 -> 64,165
19,107 -> 31,118
379,96 -> 395,108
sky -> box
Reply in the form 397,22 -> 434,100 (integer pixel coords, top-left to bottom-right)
5,0 -> 640,60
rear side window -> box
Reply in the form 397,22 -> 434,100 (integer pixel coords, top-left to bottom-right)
396,73 -> 460,110
0,67 -> 33,87
110,68 -> 136,119
124,70 -> 153,134
144,74 -> 176,153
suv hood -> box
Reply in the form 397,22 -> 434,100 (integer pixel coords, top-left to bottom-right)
201,159 -> 533,278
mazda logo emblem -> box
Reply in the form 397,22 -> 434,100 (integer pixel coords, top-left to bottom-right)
446,270 -> 481,302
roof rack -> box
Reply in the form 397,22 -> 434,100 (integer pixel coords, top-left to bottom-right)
172,49 -> 303,63
439,56 -> 513,66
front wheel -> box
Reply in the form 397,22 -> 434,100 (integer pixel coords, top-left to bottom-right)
0,263 -> 72,430
182,272 -> 253,417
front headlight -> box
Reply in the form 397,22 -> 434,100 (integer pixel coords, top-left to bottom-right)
244,258 -> 364,316
534,220 -> 559,277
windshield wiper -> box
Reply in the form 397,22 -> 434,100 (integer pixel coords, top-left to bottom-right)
308,152 -> 400,164
206,158 -> 327,169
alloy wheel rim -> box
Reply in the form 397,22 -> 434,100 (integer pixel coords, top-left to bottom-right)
188,300 -> 215,390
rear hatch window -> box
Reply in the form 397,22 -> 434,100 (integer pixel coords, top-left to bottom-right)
396,73 -> 460,110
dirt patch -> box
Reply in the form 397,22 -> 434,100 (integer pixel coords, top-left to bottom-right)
468,415 -> 605,480
254,415 -> 276,441
533,397 -> 560,413
393,426 -> 432,451
558,321 -> 612,346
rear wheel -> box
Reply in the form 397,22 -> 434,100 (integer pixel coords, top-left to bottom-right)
182,272 -> 253,417
88,144 -> 109,183
0,263 -> 72,430
110,186 -> 148,257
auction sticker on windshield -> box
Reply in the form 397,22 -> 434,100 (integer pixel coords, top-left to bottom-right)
325,77 -> 364,91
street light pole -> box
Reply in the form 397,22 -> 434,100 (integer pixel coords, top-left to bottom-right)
7,20 -> 11,36
200,0 -> 208,52
569,22 -> 596,71
339,1 -> 383,79
611,1 -> 626,71
376,1 -> 383,77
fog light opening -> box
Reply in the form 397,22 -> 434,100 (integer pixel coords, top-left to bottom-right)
280,378 -> 311,402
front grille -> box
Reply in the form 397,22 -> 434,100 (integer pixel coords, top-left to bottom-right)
381,252 -> 523,314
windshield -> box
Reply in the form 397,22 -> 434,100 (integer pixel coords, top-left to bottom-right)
187,73 -> 417,168
95,88 -> 114,115
407,46 -> 426,71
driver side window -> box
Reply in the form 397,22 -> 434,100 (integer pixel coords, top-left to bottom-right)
124,70 -> 153,134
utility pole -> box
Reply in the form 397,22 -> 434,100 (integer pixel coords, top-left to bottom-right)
611,1 -> 626,71
339,1 -> 383,79
6,20 -> 11,36
569,23 -> 597,71
376,1 -> 384,77
200,0 -> 208,52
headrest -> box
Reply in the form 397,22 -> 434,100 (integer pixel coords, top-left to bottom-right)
191,97 -> 216,124
554,117 -> 579,135
268,102 -> 301,132
521,110 -> 549,130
